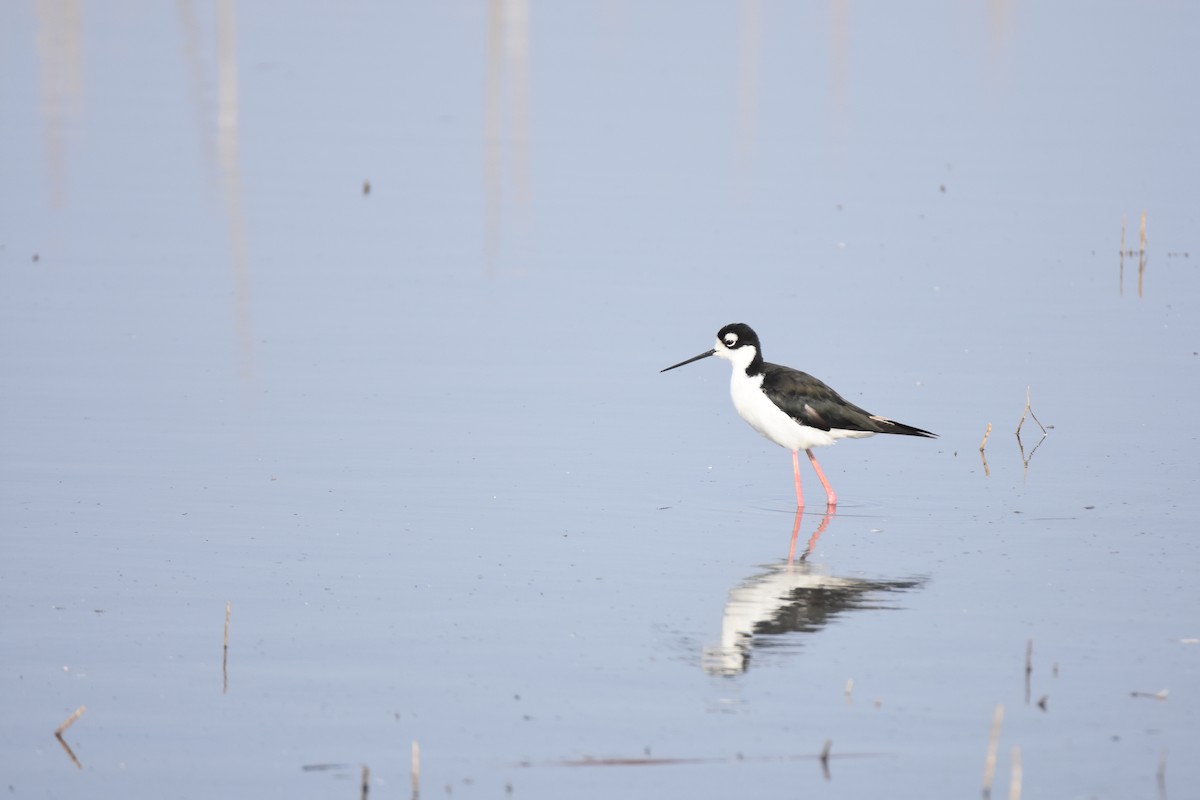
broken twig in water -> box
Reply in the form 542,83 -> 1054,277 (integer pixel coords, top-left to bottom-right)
361,764 -> 370,800
1015,387 -> 1048,470
54,706 -> 86,770
982,704 -> 1004,798
1131,689 -> 1169,701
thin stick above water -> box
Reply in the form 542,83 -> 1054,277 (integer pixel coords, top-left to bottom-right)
55,705 -> 86,737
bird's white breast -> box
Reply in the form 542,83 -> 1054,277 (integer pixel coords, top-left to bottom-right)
729,369 -> 873,451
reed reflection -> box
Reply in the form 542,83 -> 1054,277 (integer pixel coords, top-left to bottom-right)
35,0 -> 83,210
485,0 -> 532,273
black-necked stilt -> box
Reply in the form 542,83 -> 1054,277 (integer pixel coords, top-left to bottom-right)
661,323 -> 936,508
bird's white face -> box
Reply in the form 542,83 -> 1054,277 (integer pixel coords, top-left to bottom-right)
713,330 -> 758,372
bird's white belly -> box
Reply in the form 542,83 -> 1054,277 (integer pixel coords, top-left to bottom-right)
730,372 -> 874,451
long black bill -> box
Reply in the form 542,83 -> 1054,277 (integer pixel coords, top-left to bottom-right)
660,349 -> 716,373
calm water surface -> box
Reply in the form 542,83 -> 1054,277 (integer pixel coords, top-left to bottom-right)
2,3 -> 1198,798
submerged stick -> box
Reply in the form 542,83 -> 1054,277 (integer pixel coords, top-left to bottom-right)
819,739 -> 833,780
982,704 -> 1004,798
1015,388 -> 1048,472
55,706 -> 86,736
361,764 -> 370,800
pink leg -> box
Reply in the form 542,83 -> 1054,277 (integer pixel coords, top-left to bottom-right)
791,449 -> 805,508
806,448 -> 837,508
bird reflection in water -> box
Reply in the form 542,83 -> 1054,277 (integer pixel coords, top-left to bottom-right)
703,509 -> 926,675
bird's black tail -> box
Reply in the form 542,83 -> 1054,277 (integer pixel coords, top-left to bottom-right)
879,419 -> 937,438
892,419 -> 936,438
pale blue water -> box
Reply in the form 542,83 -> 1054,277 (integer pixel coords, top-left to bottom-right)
3,3 -> 1198,798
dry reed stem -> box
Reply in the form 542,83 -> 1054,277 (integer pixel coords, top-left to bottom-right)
979,423 -> 992,452
361,764 -> 370,799
982,704 -> 1004,798
55,706 -> 86,736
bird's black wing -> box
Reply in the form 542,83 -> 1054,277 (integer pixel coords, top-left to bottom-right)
760,362 -> 937,438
